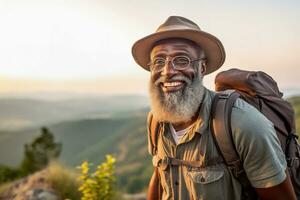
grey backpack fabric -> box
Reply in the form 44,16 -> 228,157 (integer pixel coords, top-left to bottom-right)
212,68 -> 300,199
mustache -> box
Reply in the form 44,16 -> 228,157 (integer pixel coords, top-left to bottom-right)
154,75 -> 192,86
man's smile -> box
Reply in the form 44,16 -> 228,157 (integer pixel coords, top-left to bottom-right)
161,81 -> 185,93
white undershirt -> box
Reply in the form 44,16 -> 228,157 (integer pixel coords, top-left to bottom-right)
169,123 -> 194,144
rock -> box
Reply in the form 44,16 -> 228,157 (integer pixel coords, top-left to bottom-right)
0,169 -> 62,200
26,188 -> 60,200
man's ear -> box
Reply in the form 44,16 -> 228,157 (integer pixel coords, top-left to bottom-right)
200,60 -> 207,75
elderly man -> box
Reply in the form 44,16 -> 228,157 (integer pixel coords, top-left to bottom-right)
132,16 -> 296,200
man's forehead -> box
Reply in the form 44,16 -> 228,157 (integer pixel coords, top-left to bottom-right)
150,38 -> 201,56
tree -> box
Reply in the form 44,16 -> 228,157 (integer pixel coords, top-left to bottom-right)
0,165 -> 19,183
20,127 -> 62,175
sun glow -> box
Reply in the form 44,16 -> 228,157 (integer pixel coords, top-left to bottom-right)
0,0 -> 299,95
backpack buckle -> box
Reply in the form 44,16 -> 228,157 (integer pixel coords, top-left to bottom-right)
152,156 -> 171,171
158,157 -> 171,171
228,159 -> 244,178
287,157 -> 300,167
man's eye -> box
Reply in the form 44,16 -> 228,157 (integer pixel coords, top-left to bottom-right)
173,57 -> 190,65
153,58 -> 165,66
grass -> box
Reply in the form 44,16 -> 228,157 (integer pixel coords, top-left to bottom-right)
0,181 -> 12,195
47,161 -> 81,200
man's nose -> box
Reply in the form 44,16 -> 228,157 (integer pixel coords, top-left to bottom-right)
161,60 -> 177,76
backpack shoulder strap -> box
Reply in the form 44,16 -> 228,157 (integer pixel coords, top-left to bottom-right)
211,91 -> 254,189
147,112 -> 163,200
211,91 -> 241,175
147,112 -> 160,155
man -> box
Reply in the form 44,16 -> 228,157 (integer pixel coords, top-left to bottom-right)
132,16 -> 296,200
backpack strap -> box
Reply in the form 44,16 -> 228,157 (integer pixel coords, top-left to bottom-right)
147,112 -> 161,155
211,90 -> 258,199
211,91 -> 243,177
147,112 -> 163,200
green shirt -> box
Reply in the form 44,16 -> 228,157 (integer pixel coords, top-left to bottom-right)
149,88 -> 286,200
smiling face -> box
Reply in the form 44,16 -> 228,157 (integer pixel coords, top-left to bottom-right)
149,38 -> 207,124
150,39 -> 200,93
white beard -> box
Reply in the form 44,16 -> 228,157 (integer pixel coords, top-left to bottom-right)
149,73 -> 205,124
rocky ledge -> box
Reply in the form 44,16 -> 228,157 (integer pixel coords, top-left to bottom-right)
0,170 -> 60,200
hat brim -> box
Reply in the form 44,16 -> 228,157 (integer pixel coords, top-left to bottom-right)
132,29 -> 225,75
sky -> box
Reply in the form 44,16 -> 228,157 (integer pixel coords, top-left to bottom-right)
0,0 -> 299,97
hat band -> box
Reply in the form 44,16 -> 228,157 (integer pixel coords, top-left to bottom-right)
157,24 -> 201,32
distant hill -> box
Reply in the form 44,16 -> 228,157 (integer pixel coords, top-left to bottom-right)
0,95 -> 149,131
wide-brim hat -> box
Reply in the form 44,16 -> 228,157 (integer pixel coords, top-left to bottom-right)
132,16 -> 225,75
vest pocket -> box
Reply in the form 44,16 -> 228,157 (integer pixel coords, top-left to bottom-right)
187,166 -> 225,199
187,167 -> 224,184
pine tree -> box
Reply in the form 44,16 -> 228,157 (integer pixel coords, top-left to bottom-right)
20,127 -> 62,175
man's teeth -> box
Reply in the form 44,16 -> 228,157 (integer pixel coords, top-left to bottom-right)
163,82 -> 182,87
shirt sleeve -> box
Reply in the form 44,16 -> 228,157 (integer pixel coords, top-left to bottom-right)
231,98 -> 287,188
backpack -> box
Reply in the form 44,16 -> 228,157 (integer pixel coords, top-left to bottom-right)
212,68 -> 300,199
146,68 -> 300,200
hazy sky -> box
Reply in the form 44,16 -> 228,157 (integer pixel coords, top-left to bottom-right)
0,0 -> 299,96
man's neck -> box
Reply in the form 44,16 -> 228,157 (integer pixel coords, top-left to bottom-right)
172,112 -> 199,131
172,120 -> 194,131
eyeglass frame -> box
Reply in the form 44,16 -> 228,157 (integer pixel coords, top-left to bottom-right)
147,55 -> 206,72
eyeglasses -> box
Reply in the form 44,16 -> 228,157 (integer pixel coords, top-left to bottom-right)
148,55 -> 206,72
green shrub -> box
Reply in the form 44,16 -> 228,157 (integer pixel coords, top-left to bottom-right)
78,155 -> 116,200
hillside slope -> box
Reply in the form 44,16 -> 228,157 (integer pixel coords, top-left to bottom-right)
288,96 -> 300,132
0,112 -> 151,192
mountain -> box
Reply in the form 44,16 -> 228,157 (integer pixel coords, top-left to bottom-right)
0,95 -> 149,131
